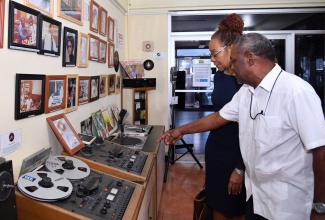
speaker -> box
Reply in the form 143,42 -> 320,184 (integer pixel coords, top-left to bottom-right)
0,159 -> 17,220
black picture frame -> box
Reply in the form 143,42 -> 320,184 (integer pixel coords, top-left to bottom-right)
90,75 -> 99,102
15,73 -> 45,120
38,14 -> 61,56
8,1 -> 40,52
62,26 -> 77,67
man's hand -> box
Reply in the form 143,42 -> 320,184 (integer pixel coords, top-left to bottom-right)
157,129 -> 183,145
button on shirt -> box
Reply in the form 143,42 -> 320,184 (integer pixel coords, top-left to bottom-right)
220,64 -> 325,219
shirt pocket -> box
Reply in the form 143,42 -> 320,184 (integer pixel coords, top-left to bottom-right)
256,116 -> 283,150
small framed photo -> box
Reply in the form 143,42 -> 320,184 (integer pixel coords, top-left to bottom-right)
90,75 -> 99,102
58,0 -> 83,26
15,74 -> 45,120
0,0 -> 5,48
77,32 -> 89,68
44,75 -> 66,113
62,26 -> 78,67
107,16 -> 114,42
108,42 -> 114,68
99,39 -> 107,63
99,75 -> 107,98
107,74 -> 116,95
46,113 -> 84,156
89,0 -> 99,33
115,75 -> 122,94
38,15 -> 61,56
65,74 -> 79,113
8,1 -> 40,52
99,6 -> 107,36
88,33 -> 99,61
79,76 -> 90,105
24,0 -> 54,17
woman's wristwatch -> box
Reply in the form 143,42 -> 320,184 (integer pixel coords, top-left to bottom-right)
312,203 -> 325,214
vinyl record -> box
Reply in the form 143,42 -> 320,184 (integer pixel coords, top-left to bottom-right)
0,171 -> 13,201
114,51 -> 119,72
143,59 -> 154,71
17,171 -> 72,202
45,156 -> 90,180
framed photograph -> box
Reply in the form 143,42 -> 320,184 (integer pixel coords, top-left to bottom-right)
107,74 -> 116,95
98,39 -> 107,63
62,26 -> 78,67
92,110 -> 109,138
65,74 -> 79,113
99,6 -> 107,36
58,0 -> 83,26
115,75 -> 122,94
99,75 -> 107,98
46,113 -> 84,156
38,15 -> 61,56
88,33 -> 99,61
89,0 -> 99,33
80,116 -> 93,136
0,0 -> 5,48
90,75 -> 99,102
44,75 -> 66,113
15,74 -> 45,120
79,76 -> 90,105
77,32 -> 89,67
108,42 -> 114,68
107,16 -> 114,42
24,0 -> 54,17
8,1 -> 40,52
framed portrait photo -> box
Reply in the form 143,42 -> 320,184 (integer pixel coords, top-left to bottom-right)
15,74 -> 45,120
0,0 -> 5,48
99,75 -> 107,98
38,15 -> 61,56
58,0 -> 83,26
98,39 -> 107,63
44,75 -> 66,113
8,1 -> 40,52
46,113 -> 84,156
24,0 -> 54,17
107,42 -> 114,68
90,75 -> 99,102
77,32 -> 89,68
99,6 -> 107,36
89,0 -> 99,33
62,26 -> 78,67
78,76 -> 90,105
107,74 -> 116,95
65,74 -> 79,113
107,16 -> 114,42
115,75 -> 122,95
88,33 -> 99,61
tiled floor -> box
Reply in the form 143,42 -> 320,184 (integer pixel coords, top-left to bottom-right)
158,162 -> 206,220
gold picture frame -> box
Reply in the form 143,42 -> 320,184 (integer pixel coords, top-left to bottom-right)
65,74 -> 79,113
77,32 -> 89,68
58,0 -> 83,26
24,0 -> 54,17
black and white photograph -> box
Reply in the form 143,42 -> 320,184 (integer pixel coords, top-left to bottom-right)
44,75 -> 66,113
90,76 -> 99,102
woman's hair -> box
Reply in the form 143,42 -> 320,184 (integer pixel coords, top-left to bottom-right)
211,13 -> 244,46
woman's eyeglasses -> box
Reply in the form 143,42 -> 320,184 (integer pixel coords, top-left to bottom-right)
210,45 -> 227,58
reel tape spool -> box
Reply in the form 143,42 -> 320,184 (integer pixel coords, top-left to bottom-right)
17,171 -> 72,202
45,156 -> 90,180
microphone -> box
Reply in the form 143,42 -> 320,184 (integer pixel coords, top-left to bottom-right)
170,67 -> 177,83
119,109 -> 129,122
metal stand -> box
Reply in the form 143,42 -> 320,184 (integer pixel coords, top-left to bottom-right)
163,82 -> 203,182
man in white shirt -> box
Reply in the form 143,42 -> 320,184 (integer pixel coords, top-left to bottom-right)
158,33 -> 325,220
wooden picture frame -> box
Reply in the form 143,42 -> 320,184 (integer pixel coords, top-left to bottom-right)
58,0 -> 83,26
98,39 -> 107,63
107,74 -> 116,95
8,1 -> 40,52
62,26 -> 78,67
90,75 -> 99,102
99,75 -> 107,98
46,113 -> 84,155
24,0 -> 54,17
107,42 -> 114,68
99,6 -> 107,36
77,32 -> 89,67
15,73 -> 45,120
0,0 -> 5,48
44,75 -> 66,113
107,16 -> 114,42
88,33 -> 99,61
38,15 -> 61,56
89,0 -> 99,33
78,76 -> 90,105
115,75 -> 122,94
65,74 -> 79,113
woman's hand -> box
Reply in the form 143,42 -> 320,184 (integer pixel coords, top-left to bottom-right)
157,129 -> 183,145
228,169 -> 244,195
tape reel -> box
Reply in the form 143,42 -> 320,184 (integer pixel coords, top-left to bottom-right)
17,171 -> 72,202
45,156 -> 90,180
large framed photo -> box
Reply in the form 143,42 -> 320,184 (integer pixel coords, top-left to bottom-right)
107,74 -> 116,95
107,16 -> 114,42
77,32 -> 89,68
90,75 -> 99,102
38,15 -> 61,56
99,75 -> 107,98
99,6 -> 107,36
44,75 -> 66,113
99,39 -> 107,63
15,74 -> 45,120
107,42 -> 114,68
8,1 -> 40,52
89,0 -> 99,33
88,33 -> 99,61
0,0 -> 5,48
62,27 -> 78,67
24,0 -> 54,17
79,76 -> 90,105
46,113 -> 84,155
58,0 -> 83,26
65,74 -> 78,113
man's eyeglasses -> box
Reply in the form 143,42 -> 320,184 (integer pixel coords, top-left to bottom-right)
210,45 -> 227,58
67,45 -> 72,48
